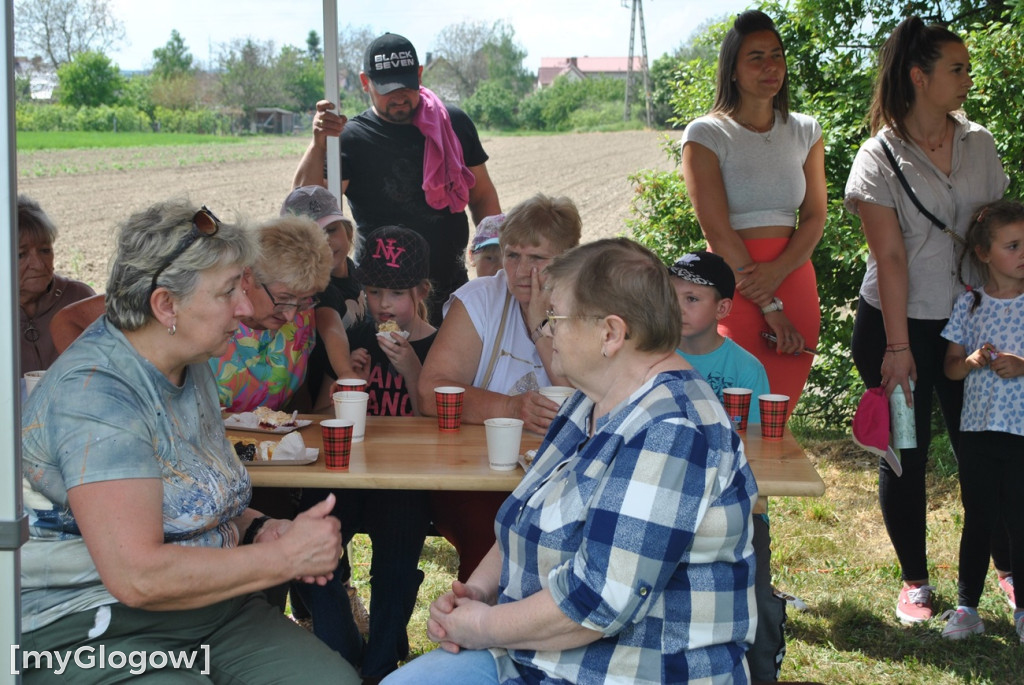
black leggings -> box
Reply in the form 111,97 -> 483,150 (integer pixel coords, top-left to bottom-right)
850,298 -> 1015,581
956,431 -> 1024,609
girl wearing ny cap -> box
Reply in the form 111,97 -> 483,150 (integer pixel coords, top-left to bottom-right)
298,225 -> 437,681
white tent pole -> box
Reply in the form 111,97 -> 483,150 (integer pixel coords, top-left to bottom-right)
323,0 -> 342,204
2,0 -> 26,680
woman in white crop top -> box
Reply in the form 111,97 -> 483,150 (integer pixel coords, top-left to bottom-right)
681,10 -> 825,420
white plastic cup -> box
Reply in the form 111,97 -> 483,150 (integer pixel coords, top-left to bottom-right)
333,391 -> 369,442
538,385 -> 574,407
484,418 -> 524,471
24,370 -> 46,396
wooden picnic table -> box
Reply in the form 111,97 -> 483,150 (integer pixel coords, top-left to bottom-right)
236,415 -> 825,501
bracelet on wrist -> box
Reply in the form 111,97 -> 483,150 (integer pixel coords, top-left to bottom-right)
242,516 -> 270,545
885,342 -> 909,349
531,321 -> 547,342
884,346 -> 910,353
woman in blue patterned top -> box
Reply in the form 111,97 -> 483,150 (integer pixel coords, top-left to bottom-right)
20,200 -> 358,683
384,238 -> 758,684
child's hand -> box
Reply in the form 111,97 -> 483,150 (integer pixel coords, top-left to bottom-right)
965,344 -> 995,371
350,348 -> 370,378
989,352 -> 1024,379
378,333 -> 421,379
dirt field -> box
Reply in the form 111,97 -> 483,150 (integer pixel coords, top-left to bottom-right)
16,129 -> 678,289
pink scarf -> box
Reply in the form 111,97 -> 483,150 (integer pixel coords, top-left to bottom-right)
412,87 -> 476,213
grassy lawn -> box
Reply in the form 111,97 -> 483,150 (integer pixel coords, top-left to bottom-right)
346,425 -> 1024,683
15,131 -> 253,150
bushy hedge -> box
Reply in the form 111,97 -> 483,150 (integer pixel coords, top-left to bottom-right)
16,103 -> 149,132
16,102 -> 237,135
151,107 -> 234,135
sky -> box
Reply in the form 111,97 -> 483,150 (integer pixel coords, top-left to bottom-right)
107,0 -> 753,73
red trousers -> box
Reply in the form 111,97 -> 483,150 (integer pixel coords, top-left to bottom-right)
717,237 -> 820,421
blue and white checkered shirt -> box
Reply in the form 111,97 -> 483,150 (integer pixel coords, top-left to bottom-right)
491,369 -> 757,684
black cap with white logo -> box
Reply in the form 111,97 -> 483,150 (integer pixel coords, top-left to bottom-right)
363,33 -> 420,94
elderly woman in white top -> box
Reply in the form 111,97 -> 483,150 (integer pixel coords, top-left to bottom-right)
20,199 -> 358,683
417,193 -> 582,582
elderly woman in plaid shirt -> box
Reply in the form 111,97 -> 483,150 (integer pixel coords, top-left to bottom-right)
385,238 -> 758,685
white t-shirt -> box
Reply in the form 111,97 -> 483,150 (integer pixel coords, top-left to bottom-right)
681,111 -> 822,230
444,270 -> 550,394
941,289 -> 1024,436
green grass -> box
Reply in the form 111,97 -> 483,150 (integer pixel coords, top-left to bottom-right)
16,133 -> 309,178
343,428 -> 1024,683
15,131 -> 252,150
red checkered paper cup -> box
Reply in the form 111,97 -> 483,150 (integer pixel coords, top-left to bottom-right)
434,386 -> 466,432
722,388 -> 752,431
321,419 -> 354,470
336,378 -> 367,394
758,394 -> 790,441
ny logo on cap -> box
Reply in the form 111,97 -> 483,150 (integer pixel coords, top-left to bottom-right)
371,238 -> 406,268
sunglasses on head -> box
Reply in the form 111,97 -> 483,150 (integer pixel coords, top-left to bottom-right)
150,206 -> 220,293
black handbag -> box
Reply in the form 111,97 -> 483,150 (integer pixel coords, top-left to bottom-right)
877,136 -> 966,246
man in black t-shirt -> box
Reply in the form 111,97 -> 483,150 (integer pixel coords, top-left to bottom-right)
293,32 -> 502,324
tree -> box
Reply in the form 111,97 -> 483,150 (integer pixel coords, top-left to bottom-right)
56,49 -> 122,107
306,30 -> 322,61
336,24 -> 376,105
480,22 -> 534,98
429,20 -> 494,101
152,30 -> 194,79
219,38 -> 288,130
276,44 -> 323,113
15,0 -> 125,69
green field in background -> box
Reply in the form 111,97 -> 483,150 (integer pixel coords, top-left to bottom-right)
16,131 -> 251,151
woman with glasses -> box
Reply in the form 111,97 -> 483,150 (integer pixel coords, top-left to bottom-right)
20,199 -> 359,683
17,195 -> 95,374
210,214 -> 332,412
386,239 -> 757,685
417,194 -> 581,583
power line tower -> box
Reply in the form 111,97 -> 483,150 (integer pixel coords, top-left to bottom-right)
622,0 -> 653,126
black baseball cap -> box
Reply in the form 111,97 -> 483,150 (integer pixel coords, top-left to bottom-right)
354,226 -> 430,289
669,250 -> 736,299
363,33 -> 420,94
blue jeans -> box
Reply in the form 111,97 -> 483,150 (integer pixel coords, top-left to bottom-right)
380,648 -> 500,685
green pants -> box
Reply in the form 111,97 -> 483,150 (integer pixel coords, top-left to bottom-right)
19,593 -> 359,684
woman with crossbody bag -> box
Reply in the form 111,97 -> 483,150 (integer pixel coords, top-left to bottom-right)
845,16 -> 1008,625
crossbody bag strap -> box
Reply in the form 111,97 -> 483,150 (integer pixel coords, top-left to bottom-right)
480,290 -> 513,390
877,136 -> 966,247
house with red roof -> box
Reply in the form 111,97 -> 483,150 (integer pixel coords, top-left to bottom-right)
536,56 -> 646,89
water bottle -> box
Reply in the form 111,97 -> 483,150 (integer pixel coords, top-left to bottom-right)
889,381 -> 917,450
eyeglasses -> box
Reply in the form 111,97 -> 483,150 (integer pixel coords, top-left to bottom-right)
150,206 -> 221,293
260,283 -> 319,313
543,308 -> 605,333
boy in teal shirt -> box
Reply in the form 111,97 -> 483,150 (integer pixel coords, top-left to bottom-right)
670,250 -> 787,682
670,251 -> 770,422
